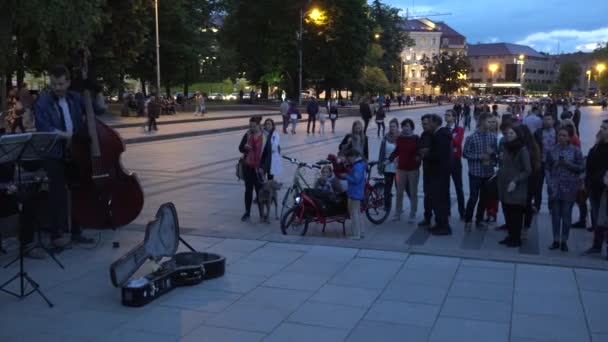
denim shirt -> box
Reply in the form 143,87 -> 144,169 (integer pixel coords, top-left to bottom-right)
546,144 -> 585,202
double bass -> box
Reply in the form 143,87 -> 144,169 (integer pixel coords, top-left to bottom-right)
69,49 -> 144,229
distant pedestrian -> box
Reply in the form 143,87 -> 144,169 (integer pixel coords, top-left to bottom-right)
546,127 -> 585,252
280,99 -> 290,134
329,101 -> 338,133
147,95 -> 160,132
194,91 -> 205,116
572,104 -> 581,134
318,104 -> 327,134
288,102 -> 300,134
375,104 -> 386,138
359,98 -> 372,135
384,96 -> 391,112
306,97 -> 319,134
523,107 -> 542,135
463,102 -> 471,130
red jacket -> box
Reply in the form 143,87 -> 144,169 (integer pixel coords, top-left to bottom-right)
449,125 -> 465,159
390,135 -> 421,171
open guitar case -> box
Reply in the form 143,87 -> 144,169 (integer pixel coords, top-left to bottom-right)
109,202 -> 225,307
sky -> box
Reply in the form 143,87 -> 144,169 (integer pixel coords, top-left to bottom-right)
384,0 -> 608,54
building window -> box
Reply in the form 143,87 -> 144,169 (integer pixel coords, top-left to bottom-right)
412,53 -> 416,60
432,38 -> 436,46
411,69 -> 416,78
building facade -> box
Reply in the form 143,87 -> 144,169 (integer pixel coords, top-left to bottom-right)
467,43 -> 556,94
400,18 -> 466,96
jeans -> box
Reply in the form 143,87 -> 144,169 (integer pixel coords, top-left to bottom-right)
330,119 -> 336,133
282,116 -> 289,133
590,195 -> 606,248
503,203 -> 524,242
363,118 -> 370,135
383,172 -> 396,211
243,165 -> 262,215
376,121 -> 385,138
550,200 -> 574,241
428,173 -> 450,228
465,174 -> 490,223
307,115 -> 316,133
450,158 -> 465,218
290,118 -> 298,133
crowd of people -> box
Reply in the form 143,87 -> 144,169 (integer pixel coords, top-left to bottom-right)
239,98 -> 608,257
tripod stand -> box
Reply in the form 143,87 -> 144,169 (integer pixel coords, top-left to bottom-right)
0,133 -> 59,307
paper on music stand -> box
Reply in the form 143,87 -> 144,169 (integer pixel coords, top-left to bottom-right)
0,133 -> 32,164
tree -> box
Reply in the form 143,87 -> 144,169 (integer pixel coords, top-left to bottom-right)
593,43 -> 608,95
358,66 -> 390,93
557,60 -> 581,93
421,52 -> 470,95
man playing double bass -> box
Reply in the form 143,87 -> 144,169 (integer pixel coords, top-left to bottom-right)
34,65 -> 96,247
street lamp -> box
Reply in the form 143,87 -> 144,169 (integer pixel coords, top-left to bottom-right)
598,63 -> 606,96
586,70 -> 591,97
517,54 -> 525,97
489,63 -> 498,94
298,7 -> 326,106
154,0 -> 161,95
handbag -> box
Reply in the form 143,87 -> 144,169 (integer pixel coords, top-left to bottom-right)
236,157 -> 245,181
598,191 -> 608,228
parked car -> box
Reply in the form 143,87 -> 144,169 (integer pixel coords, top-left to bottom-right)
207,93 -> 224,100
225,93 -> 238,100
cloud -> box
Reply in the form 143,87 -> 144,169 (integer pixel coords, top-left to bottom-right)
517,27 -> 608,52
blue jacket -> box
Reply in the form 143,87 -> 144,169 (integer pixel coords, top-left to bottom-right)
35,91 -> 86,159
346,159 -> 366,200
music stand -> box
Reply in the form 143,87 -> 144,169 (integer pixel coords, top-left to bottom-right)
4,133 -> 64,270
0,133 -> 56,307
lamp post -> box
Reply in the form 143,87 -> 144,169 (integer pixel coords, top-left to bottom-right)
489,63 -> 498,95
517,54 -> 525,97
154,0 -> 161,95
586,70 -> 591,97
598,63 -> 606,96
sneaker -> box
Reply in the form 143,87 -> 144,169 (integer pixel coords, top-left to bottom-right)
51,236 -> 71,248
572,221 -> 587,229
548,241 -> 560,250
24,245 -> 47,259
464,222 -> 472,232
418,220 -> 431,227
582,247 -> 601,256
561,241 -> 569,252
476,222 -> 488,231
241,213 -> 250,222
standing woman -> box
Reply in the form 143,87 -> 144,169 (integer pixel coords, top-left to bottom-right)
516,125 -> 542,238
147,95 -> 160,132
546,127 -> 585,251
329,101 -> 339,133
263,118 -> 282,180
378,118 -> 399,211
339,120 -> 369,160
497,124 -> 531,247
239,116 -> 269,221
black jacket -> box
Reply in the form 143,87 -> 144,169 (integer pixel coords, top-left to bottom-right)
586,142 -> 608,200
359,103 -> 372,119
424,127 -> 453,176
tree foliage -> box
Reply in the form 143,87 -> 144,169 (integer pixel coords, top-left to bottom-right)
557,60 -> 581,92
421,52 -> 470,95
358,66 -> 390,93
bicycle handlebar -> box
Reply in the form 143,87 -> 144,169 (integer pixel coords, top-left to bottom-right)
283,156 -> 322,169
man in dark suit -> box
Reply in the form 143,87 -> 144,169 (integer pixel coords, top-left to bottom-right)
421,114 -> 453,235
34,65 -> 95,247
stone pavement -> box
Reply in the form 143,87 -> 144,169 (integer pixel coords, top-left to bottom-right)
1,231 -> 607,342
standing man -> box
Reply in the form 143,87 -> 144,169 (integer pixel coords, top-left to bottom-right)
445,110 -> 465,220
423,114 -> 453,235
280,98 -> 290,134
583,120 -> 608,256
306,97 -> 319,134
463,113 -> 498,231
34,65 -> 95,247
359,98 -> 372,135
418,115 -> 434,227
533,113 -> 558,212
572,104 -> 581,134
523,106 -> 542,135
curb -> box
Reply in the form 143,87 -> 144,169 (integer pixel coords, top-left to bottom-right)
123,104 -> 440,145
106,112 -> 277,129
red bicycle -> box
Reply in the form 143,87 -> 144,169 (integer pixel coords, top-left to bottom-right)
280,160 -> 390,236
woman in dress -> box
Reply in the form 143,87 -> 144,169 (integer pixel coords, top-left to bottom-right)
263,118 -> 282,180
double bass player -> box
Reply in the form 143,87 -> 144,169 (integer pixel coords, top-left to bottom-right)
34,65 -> 98,247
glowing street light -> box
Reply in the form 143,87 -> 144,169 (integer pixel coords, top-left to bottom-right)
598,64 -> 606,96
308,8 -> 326,24
489,63 -> 498,94
299,6 -> 326,105
374,33 -> 381,40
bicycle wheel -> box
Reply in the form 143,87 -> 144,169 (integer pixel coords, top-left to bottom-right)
365,182 -> 391,225
280,186 -> 297,220
280,207 -> 310,236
